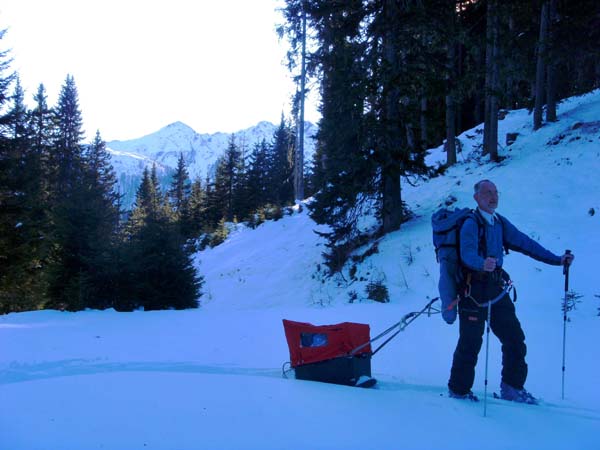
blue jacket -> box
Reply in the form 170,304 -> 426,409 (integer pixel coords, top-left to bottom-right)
460,210 -> 562,272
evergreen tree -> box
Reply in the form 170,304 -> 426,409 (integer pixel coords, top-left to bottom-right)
213,135 -> 243,222
80,131 -> 121,309
246,139 -> 272,216
186,178 -> 206,239
45,75 -> 96,310
270,116 -> 295,206
51,74 -> 85,195
29,84 -> 54,154
304,0 -> 374,272
168,152 -> 191,217
7,78 -> 54,311
203,174 -> 222,231
7,76 -> 27,139
0,47 -> 42,312
120,167 -> 201,311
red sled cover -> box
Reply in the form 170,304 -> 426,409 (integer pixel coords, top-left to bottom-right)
282,319 -> 372,367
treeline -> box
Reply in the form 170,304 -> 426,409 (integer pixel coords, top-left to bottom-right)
0,26 -> 303,314
0,28 -> 292,314
0,60 -> 202,313
185,117 -> 301,245
279,0 -> 599,273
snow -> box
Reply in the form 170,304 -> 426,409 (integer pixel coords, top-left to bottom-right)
2,90 -> 600,449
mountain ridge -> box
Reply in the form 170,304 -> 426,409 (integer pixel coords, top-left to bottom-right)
107,120 -> 318,207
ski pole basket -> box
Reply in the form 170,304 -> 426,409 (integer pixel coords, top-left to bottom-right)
282,319 -> 373,387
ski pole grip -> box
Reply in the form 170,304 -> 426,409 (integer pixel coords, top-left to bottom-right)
563,249 -> 572,275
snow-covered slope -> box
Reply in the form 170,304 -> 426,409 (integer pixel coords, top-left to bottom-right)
1,90 -> 599,450
107,120 -> 318,207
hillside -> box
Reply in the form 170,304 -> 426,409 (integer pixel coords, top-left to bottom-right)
1,90 -> 599,449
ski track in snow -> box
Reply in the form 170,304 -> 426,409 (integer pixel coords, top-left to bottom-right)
3,359 -> 599,423
0,360 -> 282,385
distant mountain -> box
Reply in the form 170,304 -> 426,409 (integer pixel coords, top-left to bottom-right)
107,121 -> 318,208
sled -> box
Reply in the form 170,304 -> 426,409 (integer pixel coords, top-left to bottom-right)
282,319 -> 376,388
282,298 -> 442,389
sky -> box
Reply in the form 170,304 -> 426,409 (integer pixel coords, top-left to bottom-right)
0,0 -> 320,141
1,89 -> 599,449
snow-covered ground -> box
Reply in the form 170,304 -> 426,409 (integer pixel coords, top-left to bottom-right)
2,90 -> 599,449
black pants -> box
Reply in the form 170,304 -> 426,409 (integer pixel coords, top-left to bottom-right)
448,280 -> 527,395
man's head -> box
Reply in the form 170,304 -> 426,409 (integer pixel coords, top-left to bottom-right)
474,179 -> 499,213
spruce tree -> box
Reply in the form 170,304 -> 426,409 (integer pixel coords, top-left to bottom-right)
213,135 -> 243,223
168,152 -> 191,217
270,116 -> 295,207
0,54 -> 43,312
80,131 -> 121,309
120,166 -> 201,311
45,75 -> 95,310
186,178 -> 206,239
246,139 -> 271,217
289,0 -> 374,272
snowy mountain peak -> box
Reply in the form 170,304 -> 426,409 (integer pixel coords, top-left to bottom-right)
107,120 -> 318,207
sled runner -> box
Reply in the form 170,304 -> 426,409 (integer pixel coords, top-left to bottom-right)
282,319 -> 376,388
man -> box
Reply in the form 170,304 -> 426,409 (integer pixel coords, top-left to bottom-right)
448,179 -> 574,403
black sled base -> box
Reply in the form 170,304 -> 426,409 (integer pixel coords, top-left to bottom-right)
294,353 -> 376,388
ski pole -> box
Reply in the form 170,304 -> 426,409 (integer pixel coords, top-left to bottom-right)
483,299 -> 492,417
561,249 -> 571,400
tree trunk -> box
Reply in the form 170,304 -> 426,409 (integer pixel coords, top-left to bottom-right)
294,8 -> 307,201
546,0 -> 558,122
534,2 -> 549,130
381,0 -> 403,233
483,0 -> 498,161
382,171 -> 402,233
473,45 -> 485,126
445,7 -> 457,166
445,93 -> 456,165
506,16 -> 515,108
420,96 -> 427,148
490,5 -> 499,162
456,42 -> 464,134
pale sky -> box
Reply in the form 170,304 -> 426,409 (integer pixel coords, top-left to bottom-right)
0,0 -> 319,141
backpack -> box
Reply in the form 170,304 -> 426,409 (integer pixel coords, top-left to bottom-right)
432,207 -> 485,324
432,207 -> 510,324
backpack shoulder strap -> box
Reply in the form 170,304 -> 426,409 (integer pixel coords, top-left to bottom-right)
463,209 -> 487,258
494,213 -> 510,255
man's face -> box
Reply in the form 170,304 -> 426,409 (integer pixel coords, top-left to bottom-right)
474,181 -> 499,213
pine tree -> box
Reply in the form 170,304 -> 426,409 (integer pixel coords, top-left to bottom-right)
203,174 -> 222,231
80,131 -> 121,309
0,49 -> 43,312
213,135 -> 243,223
120,166 -> 201,311
303,0 -> 374,272
186,178 -> 206,239
51,75 -> 85,194
45,75 -> 95,310
168,153 -> 191,217
246,139 -> 271,217
270,116 -> 295,207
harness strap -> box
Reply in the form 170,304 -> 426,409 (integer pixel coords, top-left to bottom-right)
463,275 -> 515,308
